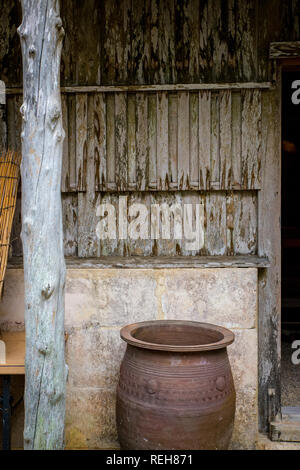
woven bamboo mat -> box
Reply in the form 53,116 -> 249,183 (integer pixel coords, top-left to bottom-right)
0,150 -> 21,298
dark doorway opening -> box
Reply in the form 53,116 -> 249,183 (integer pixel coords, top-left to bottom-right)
281,71 -> 300,409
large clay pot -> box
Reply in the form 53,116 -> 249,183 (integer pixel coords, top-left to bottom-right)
116,320 -> 235,450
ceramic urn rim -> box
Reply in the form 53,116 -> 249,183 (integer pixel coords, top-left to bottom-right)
120,320 -> 235,352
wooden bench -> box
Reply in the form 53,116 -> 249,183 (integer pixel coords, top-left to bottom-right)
0,331 -> 25,450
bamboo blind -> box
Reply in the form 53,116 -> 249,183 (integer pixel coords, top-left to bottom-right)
0,150 -> 21,298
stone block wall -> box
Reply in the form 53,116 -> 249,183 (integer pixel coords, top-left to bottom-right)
0,267 -> 258,449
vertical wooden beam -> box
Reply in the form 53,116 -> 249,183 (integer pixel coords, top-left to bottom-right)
106,93 -> 116,189
157,92 -> 168,190
94,92 -> 106,191
127,93 -> 136,190
198,91 -> 211,190
177,91 -> 190,189
115,92 -> 128,191
78,94 -> 99,257
205,192 -> 226,255
61,93 -> 69,191
76,93 -> 87,191
210,92 -> 220,189
231,91 -> 242,189
258,81 -> 281,432
189,92 -> 199,189
241,89 -> 262,189
219,90 -> 232,189
136,92 -> 148,190
148,93 -> 157,189
18,0 -> 66,449
68,93 -> 77,191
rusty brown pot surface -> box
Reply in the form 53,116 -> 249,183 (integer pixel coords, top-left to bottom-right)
116,320 -> 236,450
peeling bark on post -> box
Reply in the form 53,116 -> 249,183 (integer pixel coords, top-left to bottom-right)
18,0 -> 67,449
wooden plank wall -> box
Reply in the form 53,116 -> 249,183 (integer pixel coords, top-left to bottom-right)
0,0 -> 294,259
74,191 -> 257,257
7,89 -> 262,193
6,86 -> 262,258
4,0 -> 291,260
11,190 -> 258,258
1,0 -> 300,88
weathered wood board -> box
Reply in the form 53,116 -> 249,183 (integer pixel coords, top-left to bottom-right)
2,0 -> 300,88
270,41 -> 300,59
11,190 -> 258,258
258,84 -> 281,433
7,88 -> 263,192
7,83 -> 266,260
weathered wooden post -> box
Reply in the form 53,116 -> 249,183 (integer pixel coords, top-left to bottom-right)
18,0 -> 67,449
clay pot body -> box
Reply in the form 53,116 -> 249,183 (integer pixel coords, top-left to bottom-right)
116,320 -> 236,450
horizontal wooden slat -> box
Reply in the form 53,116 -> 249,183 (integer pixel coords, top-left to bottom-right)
8,255 -> 270,269
6,82 -> 273,94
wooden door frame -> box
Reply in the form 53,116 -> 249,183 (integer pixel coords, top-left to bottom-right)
258,63 -> 281,433
258,45 -> 300,434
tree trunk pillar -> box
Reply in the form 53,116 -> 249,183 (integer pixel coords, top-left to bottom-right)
18,0 -> 67,449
